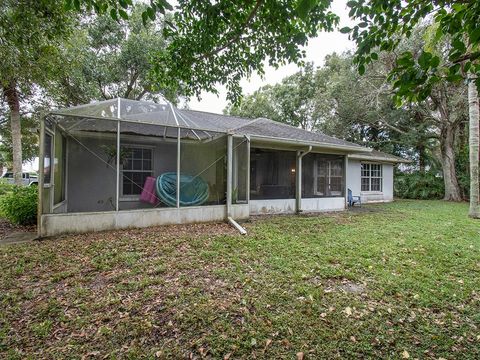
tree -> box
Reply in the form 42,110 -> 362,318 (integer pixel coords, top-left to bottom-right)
468,76 -> 479,217
0,0 -> 72,184
71,0 -> 339,104
49,5 -> 179,106
226,63 -> 323,130
0,106 -> 39,167
343,0 -> 480,214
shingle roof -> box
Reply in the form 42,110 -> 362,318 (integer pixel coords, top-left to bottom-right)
231,117 -> 367,150
177,109 -> 251,132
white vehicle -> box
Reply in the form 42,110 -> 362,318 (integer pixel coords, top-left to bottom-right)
1,172 -> 38,186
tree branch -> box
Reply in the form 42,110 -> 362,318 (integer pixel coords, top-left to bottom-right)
199,0 -> 264,60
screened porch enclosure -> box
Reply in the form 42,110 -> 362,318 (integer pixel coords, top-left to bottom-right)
38,98 -> 356,236
302,153 -> 345,198
39,99 -> 249,221
249,148 -> 346,201
250,149 -> 296,200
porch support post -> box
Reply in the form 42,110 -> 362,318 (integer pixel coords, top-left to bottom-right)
296,146 -> 312,214
344,154 -> 348,209
115,97 -> 121,212
176,127 -> 181,208
246,136 -> 251,203
296,151 -> 302,214
115,120 -> 120,211
227,135 -> 233,218
37,113 -> 46,238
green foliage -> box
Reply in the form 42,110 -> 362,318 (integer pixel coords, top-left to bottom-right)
226,52 -> 433,157
49,4 -> 179,105
0,0 -> 74,177
394,171 -> 445,200
70,1 -> 339,102
0,180 -> 14,196
0,186 -> 37,225
226,63 -> 322,130
0,0 -> 74,86
67,0 -> 172,25
345,0 -> 480,102
456,141 -> 470,199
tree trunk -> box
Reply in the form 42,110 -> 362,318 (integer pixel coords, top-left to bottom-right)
468,77 -> 480,218
440,123 -> 462,201
417,143 -> 426,173
3,81 -> 23,185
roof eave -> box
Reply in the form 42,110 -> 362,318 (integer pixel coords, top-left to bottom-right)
348,154 -> 412,163
238,134 -> 372,153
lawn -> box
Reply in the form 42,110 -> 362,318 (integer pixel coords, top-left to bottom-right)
0,200 -> 479,359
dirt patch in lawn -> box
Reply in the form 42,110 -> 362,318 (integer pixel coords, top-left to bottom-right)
310,276 -> 368,295
0,218 -> 36,243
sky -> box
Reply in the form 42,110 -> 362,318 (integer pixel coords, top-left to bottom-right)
187,0 -> 356,114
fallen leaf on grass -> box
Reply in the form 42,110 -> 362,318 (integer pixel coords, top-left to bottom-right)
402,350 -> 410,358
344,307 -> 352,316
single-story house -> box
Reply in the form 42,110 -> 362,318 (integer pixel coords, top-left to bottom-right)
38,98 -> 409,237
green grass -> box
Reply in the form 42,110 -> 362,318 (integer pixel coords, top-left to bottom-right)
0,200 -> 479,358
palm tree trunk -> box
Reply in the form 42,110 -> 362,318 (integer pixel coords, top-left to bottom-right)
468,77 -> 480,218
3,81 -> 23,185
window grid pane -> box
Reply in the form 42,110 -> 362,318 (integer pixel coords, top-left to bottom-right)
361,163 -> 382,192
121,147 -> 153,196
313,157 -> 344,197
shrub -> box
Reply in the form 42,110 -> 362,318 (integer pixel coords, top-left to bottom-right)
394,171 -> 445,200
0,179 -> 15,196
0,185 -> 38,225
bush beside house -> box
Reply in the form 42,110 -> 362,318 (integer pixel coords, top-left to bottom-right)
0,185 -> 37,225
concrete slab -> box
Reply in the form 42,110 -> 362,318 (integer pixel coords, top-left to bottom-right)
0,231 -> 37,245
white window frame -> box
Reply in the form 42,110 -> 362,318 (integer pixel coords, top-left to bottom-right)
120,145 -> 154,200
313,159 -> 326,196
43,128 -> 55,188
313,158 -> 344,197
361,163 -> 383,192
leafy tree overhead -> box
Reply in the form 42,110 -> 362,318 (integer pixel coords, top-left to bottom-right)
342,0 -> 480,101
71,0 -> 339,103
49,5 -> 179,107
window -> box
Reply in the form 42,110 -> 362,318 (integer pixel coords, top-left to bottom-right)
361,163 -> 383,192
44,133 -> 53,185
313,157 -> 344,197
121,147 -> 153,196
54,130 -> 66,204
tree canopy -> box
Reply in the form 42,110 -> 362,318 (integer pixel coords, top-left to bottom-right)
48,4 -> 179,107
342,0 -> 480,102
71,0 -> 339,103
